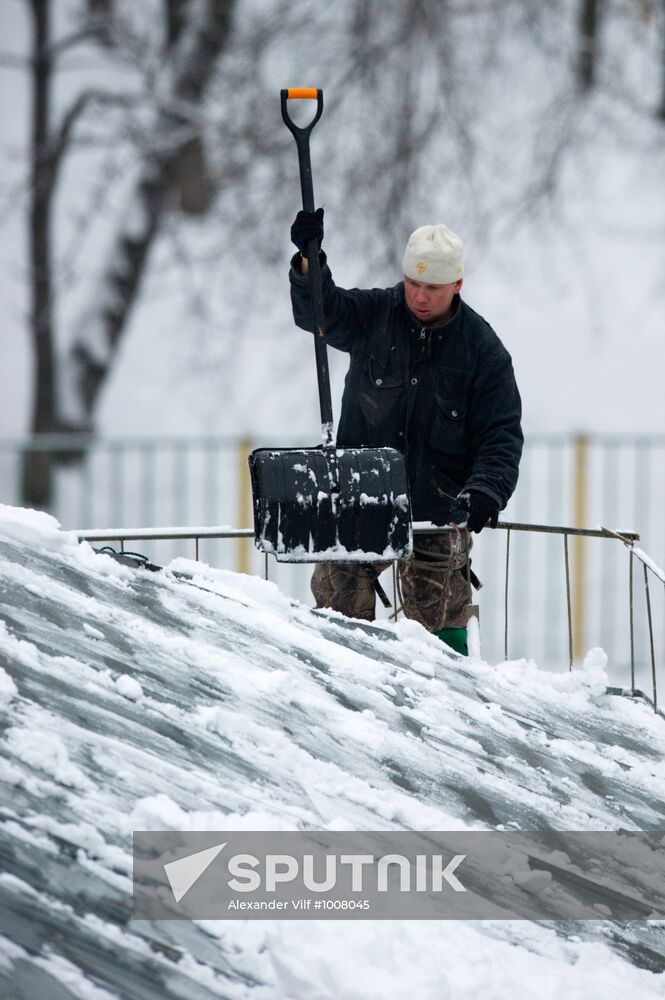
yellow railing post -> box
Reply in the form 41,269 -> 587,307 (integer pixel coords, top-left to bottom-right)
572,433 -> 588,662
236,437 -> 253,574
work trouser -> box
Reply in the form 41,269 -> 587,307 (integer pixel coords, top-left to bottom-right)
310,531 -> 473,632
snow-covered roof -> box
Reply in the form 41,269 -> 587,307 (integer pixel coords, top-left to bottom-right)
1,504 -> 665,997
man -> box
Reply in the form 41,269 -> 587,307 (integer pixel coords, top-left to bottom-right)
289,210 -> 523,655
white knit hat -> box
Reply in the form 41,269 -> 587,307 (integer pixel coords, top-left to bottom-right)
402,224 -> 464,284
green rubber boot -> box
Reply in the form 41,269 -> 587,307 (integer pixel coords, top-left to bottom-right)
435,627 -> 468,656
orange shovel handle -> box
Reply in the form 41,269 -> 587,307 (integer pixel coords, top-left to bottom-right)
286,88 -> 319,100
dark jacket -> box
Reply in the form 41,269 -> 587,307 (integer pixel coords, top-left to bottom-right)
290,257 -> 523,524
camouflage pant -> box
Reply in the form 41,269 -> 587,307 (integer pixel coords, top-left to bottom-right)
311,532 -> 473,632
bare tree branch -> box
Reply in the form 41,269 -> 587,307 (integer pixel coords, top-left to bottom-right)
63,0 -> 237,425
46,27 -> 103,57
51,89 -> 135,170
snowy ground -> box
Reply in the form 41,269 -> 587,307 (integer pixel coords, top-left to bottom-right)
1,504 -> 665,998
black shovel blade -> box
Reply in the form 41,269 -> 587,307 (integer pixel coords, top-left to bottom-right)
248,446 -> 412,562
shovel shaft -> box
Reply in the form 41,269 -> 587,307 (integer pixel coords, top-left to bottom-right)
281,89 -> 334,446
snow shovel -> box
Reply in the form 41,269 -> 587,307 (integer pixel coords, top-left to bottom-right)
248,88 -> 412,563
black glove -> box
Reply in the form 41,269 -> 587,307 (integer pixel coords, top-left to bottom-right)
291,207 -> 324,253
455,490 -> 500,533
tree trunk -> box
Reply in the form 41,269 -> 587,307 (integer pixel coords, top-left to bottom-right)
164,0 -> 188,49
164,1 -> 211,215
62,0 -> 234,428
87,0 -> 115,47
659,0 -> 665,120
22,0 -> 56,507
174,135 -> 210,215
577,0 -> 602,94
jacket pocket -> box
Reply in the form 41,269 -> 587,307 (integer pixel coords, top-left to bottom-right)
430,395 -> 468,454
358,357 -> 404,428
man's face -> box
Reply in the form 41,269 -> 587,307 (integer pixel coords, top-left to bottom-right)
403,276 -> 463,326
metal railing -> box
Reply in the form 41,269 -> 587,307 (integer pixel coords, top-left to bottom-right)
77,519 -> 665,715
602,527 -> 665,715
3,430 -> 665,675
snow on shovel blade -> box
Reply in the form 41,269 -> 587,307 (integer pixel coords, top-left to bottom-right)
248,446 -> 412,562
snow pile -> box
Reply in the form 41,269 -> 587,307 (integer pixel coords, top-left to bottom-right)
0,503 -> 79,553
1,506 -> 665,998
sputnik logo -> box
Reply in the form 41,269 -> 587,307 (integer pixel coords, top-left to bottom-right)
164,842 -> 226,902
